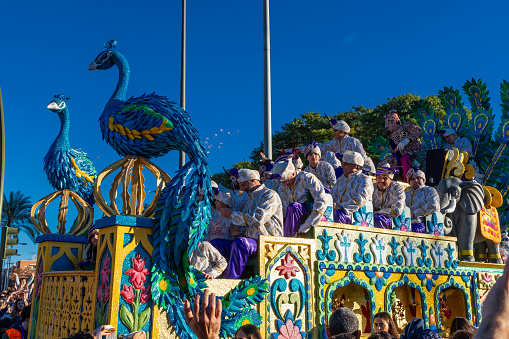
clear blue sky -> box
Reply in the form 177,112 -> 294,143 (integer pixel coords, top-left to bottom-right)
0,0 -> 508,260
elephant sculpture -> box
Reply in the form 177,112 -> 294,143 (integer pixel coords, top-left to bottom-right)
437,177 -> 502,263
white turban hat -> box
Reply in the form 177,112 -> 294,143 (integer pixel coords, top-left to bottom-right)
237,169 -> 260,182
330,119 -> 350,133
271,161 -> 295,182
342,151 -> 364,167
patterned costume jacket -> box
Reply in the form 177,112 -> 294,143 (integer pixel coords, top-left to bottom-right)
405,185 -> 440,220
304,161 -> 337,189
372,181 -> 406,218
230,184 -> 284,239
190,241 -> 227,278
318,136 -> 376,173
388,122 -> 425,155
277,171 -> 327,230
445,137 -> 473,156
331,171 -> 374,214
191,209 -> 229,278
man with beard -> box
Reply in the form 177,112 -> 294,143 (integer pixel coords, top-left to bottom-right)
372,165 -> 406,229
211,169 -> 283,278
405,168 -> 440,233
381,109 -> 426,182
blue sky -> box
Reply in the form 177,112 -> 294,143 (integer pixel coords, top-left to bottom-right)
0,0 -> 508,260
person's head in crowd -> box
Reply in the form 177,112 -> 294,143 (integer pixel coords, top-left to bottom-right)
385,110 -> 401,134
304,142 -> 321,168
401,317 -> 425,339
327,307 -> 361,339
330,119 -> 350,141
20,305 -> 31,331
376,166 -> 396,192
89,226 -> 99,247
341,151 -> 364,177
450,330 -> 473,339
67,331 -> 94,339
234,324 -> 262,339
258,160 -> 274,183
438,129 -> 457,145
0,318 -> 11,335
271,161 -> 297,187
450,317 -> 475,334
236,169 -> 261,193
407,168 -> 426,189
12,299 -> 26,317
212,185 -> 234,211
368,331 -> 395,339
416,329 -> 442,339
373,312 -> 399,339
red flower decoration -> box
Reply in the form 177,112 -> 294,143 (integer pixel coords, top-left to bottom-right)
100,254 -> 111,286
120,285 -> 134,304
140,285 -> 151,304
276,252 -> 300,279
103,284 -> 110,303
125,254 -> 149,289
96,284 -> 103,301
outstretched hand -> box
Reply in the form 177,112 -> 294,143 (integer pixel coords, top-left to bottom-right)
474,261 -> 509,338
184,289 -> 222,339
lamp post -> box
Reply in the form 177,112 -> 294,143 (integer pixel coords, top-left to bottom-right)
263,0 -> 272,159
179,0 -> 187,169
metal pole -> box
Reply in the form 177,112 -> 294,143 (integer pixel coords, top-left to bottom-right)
179,0 -> 187,168
0,88 -> 5,284
263,0 -> 272,159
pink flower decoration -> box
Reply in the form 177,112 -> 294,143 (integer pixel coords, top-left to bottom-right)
140,285 -> 151,304
125,254 -> 149,289
120,285 -> 134,304
279,319 -> 303,339
97,284 -> 103,301
103,284 -> 110,303
100,254 -> 111,286
276,252 -> 300,280
35,261 -> 43,298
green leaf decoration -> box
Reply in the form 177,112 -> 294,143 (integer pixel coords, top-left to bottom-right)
137,307 -> 151,331
120,304 -> 134,332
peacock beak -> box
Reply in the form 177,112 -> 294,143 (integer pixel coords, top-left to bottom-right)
47,101 -> 59,112
88,61 -> 97,71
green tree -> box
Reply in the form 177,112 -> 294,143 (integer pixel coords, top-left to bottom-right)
1,191 -> 41,243
212,93 -> 446,183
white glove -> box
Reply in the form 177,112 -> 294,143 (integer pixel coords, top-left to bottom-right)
298,223 -> 312,234
396,138 -> 410,151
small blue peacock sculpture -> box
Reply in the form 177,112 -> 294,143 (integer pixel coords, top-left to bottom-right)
44,94 -> 97,206
90,41 -> 267,338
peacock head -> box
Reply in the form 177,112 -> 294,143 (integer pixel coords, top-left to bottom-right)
47,94 -> 70,114
89,40 -> 117,71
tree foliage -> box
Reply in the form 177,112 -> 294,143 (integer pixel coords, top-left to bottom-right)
212,93 -> 445,184
1,191 -> 41,243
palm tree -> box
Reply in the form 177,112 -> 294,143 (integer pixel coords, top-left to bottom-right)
1,191 -> 41,243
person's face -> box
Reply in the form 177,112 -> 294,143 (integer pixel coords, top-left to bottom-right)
235,330 -> 248,339
385,120 -> 398,133
16,300 -> 24,309
376,174 -> 392,191
443,134 -> 457,145
373,317 -> 389,333
342,163 -> 358,176
410,175 -> 425,189
91,233 -> 99,247
239,180 -> 258,192
215,200 -> 228,210
333,129 -> 347,141
307,153 -> 320,168
283,172 -> 297,187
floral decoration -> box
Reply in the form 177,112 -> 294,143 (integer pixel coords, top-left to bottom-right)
276,252 -> 300,279
365,270 -> 391,291
35,261 -> 43,298
426,213 -> 444,236
352,206 -> 374,228
120,254 -> 151,333
271,310 -> 306,339
96,253 -> 111,326
416,272 -> 439,292
393,210 -> 411,232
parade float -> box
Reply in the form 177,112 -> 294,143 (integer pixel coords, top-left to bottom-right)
25,42 -> 507,338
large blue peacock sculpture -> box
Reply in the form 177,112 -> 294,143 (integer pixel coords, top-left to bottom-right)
90,41 -> 267,338
44,94 -> 97,206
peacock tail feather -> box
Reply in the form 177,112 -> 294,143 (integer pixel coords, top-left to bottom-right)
366,135 -> 390,160
438,86 -> 469,138
411,99 -> 442,149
